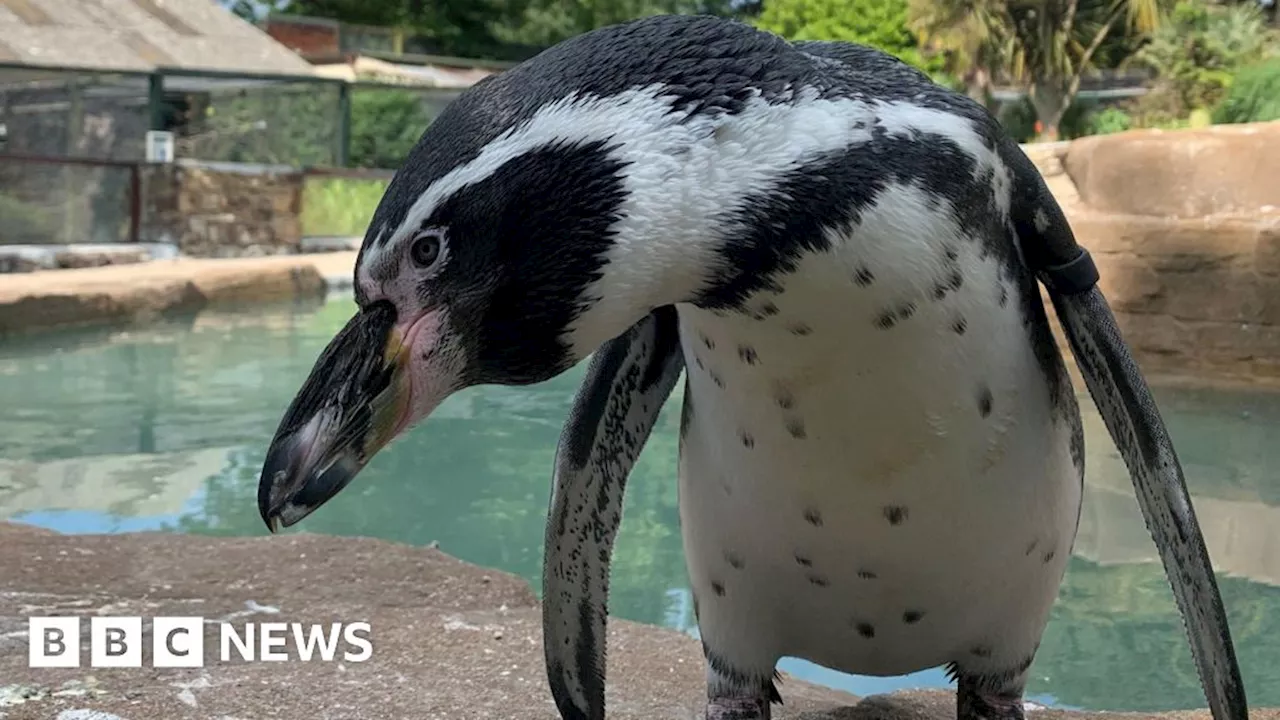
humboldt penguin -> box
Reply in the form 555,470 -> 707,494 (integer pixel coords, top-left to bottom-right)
256,14 -> 1248,720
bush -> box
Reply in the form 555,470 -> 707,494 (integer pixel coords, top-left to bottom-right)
996,97 -> 1037,143
1132,0 -> 1273,120
349,88 -> 432,170
996,97 -> 1107,141
754,0 -> 948,77
1212,58 -> 1280,124
1086,107 -> 1135,136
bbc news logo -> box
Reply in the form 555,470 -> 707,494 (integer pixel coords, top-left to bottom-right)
27,617 -> 372,668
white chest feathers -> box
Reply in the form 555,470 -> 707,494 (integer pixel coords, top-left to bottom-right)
671,203 -> 1083,679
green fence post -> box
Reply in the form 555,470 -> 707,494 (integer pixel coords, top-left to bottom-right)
147,72 -> 164,131
336,82 -> 351,168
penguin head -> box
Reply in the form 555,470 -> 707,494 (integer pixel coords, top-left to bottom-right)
256,15 -> 807,529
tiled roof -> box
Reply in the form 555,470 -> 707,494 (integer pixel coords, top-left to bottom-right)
0,0 -> 316,76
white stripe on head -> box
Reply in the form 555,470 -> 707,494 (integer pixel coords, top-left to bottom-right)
356,84 -> 684,289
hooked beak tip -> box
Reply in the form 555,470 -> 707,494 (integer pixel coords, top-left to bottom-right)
257,462 -> 292,533
258,434 -> 363,534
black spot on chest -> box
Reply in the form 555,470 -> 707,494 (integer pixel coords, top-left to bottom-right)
803,508 -> 823,526
977,385 -> 994,418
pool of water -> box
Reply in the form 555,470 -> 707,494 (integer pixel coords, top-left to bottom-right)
2,295 -> 1279,711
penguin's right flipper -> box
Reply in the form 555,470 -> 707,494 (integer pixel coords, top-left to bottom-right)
541,305 -> 684,720
1025,184 -> 1248,720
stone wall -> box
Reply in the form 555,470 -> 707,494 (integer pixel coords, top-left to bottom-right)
142,161 -> 303,258
1026,122 -> 1280,382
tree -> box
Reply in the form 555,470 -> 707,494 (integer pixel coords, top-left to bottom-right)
910,0 -> 1164,140
491,0 -> 748,48
754,0 -> 946,74
909,6 -> 1006,106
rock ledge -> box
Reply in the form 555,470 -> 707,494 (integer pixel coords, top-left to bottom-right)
1,523 -> 1270,720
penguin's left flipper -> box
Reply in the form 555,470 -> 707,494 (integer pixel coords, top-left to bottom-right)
540,305 -> 685,720
1027,187 -> 1248,720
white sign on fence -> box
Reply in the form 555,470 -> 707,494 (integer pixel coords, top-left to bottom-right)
145,130 -> 175,163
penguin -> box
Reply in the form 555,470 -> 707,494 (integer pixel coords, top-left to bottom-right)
255,14 -> 1248,720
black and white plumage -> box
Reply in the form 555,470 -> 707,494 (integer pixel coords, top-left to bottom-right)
255,14 -> 1248,720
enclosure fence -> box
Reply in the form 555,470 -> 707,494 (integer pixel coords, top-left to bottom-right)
0,153 -> 143,246
0,62 -> 467,244
0,63 -> 463,170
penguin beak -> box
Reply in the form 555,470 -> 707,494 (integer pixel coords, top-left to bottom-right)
257,302 -> 451,532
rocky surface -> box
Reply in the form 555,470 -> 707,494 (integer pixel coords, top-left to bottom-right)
1062,210 -> 1280,380
0,253 -> 353,336
1044,122 -> 1280,382
2,522 -> 1272,720
1064,121 -> 1280,219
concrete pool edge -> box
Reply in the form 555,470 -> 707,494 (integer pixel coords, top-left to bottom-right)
0,252 -> 357,337
0,521 -> 1273,720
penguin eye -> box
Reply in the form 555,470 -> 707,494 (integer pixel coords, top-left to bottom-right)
409,229 -> 444,270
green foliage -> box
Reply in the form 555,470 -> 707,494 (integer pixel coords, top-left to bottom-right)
909,0 -> 1163,139
996,96 -> 1037,142
183,84 -> 340,166
754,0 -> 945,75
0,192 -> 54,245
349,87 -> 431,170
1086,105 -> 1135,135
1212,57 -> 1280,124
995,96 -> 1088,141
300,175 -> 388,237
494,0 -> 745,48
1133,0 -> 1274,119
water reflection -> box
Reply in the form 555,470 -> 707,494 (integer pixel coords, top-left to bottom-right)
1,297 -> 1278,711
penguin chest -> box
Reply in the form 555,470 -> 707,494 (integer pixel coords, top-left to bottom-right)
672,248 -> 1083,676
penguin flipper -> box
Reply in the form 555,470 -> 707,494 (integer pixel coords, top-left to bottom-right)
1041,252 -> 1248,720
542,305 -> 684,720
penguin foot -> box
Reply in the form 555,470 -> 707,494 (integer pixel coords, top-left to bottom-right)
956,673 -> 1026,720
706,696 -> 772,720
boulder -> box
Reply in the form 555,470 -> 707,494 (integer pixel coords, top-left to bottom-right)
1064,121 -> 1280,218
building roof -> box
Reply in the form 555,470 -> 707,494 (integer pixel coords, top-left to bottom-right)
0,0 -> 316,77
312,54 -> 497,89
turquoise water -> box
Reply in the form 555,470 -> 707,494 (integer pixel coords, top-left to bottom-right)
2,295 -> 1279,711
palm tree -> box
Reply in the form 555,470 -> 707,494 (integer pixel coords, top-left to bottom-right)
910,0 -> 1163,140
910,0 -> 1011,108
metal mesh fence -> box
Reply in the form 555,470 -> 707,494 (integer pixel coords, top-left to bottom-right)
0,156 -> 139,245
0,67 -> 150,160
0,63 -> 471,245
346,84 -> 458,170
161,73 -> 343,168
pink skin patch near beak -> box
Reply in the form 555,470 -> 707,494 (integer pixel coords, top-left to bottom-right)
387,308 -> 455,440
